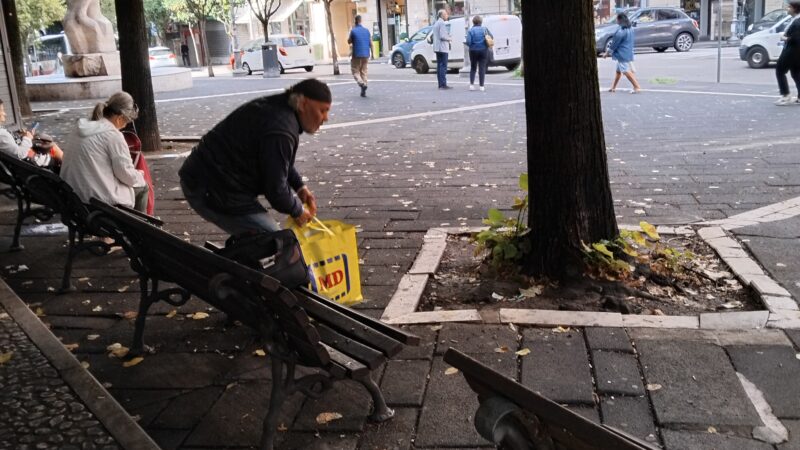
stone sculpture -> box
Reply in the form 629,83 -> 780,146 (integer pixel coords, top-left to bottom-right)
62,0 -> 120,77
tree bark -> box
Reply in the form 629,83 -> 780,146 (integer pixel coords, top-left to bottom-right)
200,19 -> 215,77
323,0 -> 339,75
115,0 -> 161,152
522,0 -> 618,279
2,0 -> 31,116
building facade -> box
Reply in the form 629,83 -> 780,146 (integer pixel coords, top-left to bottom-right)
0,2 -> 22,128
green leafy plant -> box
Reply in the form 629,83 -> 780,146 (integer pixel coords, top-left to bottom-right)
582,222 -> 694,280
474,173 -> 531,269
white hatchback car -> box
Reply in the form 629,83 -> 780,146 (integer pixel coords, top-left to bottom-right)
148,46 -> 178,68
239,34 -> 315,74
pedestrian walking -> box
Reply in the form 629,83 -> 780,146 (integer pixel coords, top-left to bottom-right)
60,92 -> 149,213
604,13 -> 641,94
348,15 -> 372,97
774,1 -> 800,105
179,79 -> 331,237
466,15 -> 493,91
180,41 -> 190,67
432,9 -> 452,89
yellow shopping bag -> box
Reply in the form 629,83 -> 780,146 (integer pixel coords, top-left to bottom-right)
288,217 -> 363,306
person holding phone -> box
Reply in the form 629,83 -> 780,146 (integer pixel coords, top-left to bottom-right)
0,99 -> 34,159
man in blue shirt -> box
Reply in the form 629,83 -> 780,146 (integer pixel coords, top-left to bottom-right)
348,15 -> 372,97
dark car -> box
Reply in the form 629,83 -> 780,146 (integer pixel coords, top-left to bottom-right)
389,26 -> 431,68
595,7 -> 700,54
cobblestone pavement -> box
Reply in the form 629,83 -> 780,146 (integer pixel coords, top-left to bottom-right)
1,69 -> 800,449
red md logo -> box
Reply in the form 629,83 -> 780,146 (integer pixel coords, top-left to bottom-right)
318,270 -> 345,289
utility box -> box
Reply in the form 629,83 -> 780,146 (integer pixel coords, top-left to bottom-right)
262,43 -> 280,78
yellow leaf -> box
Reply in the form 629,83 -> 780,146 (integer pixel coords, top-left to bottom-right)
123,356 -> 144,368
64,343 -> 80,352
552,326 -> 570,333
80,361 -> 90,369
191,312 -> 209,320
34,307 -> 45,317
631,231 -> 647,246
640,221 -> 660,240
106,343 -> 130,358
592,243 -> 614,258
494,346 -> 509,353
429,325 -> 443,331
253,349 -> 267,357
444,367 -> 459,375
165,310 -> 177,318
515,348 -> 531,356
315,412 -> 343,424
519,285 -> 543,298
707,426 -> 717,434
0,351 -> 13,364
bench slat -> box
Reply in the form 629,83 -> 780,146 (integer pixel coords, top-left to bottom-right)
297,287 -> 420,346
320,343 -> 368,379
294,290 -> 404,358
314,322 -> 386,370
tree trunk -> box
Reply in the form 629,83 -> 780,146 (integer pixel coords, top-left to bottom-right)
2,0 -> 31,116
200,19 -> 215,77
263,21 -> 269,42
323,0 -> 339,75
522,0 -> 618,279
115,0 -> 161,152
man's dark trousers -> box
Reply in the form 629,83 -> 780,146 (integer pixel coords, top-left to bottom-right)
435,51 -> 449,87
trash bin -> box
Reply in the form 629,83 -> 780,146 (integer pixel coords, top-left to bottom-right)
262,43 -> 280,78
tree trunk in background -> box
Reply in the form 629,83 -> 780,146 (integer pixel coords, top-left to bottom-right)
114,0 -> 161,152
522,0 -> 618,279
324,0 -> 339,75
2,0 -> 31,116
201,19 -> 215,77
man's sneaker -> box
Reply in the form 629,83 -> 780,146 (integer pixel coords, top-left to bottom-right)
479,86 -> 485,92
360,85 -> 367,97
469,84 -> 475,91
794,97 -> 800,104
775,95 -> 792,105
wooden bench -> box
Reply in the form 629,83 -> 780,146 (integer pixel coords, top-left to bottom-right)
0,152 -> 55,251
87,198 -> 420,450
443,348 -> 658,450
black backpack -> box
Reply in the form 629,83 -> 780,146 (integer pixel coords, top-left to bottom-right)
214,229 -> 309,289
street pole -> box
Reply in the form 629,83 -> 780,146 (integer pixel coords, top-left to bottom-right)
716,0 -> 722,83
459,0 -> 471,77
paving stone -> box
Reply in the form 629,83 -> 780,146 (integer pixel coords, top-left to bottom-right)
726,345 -> 800,418
636,340 -> 760,428
521,328 -> 594,404
600,396 -> 659,443
500,309 -> 623,327
415,354 -> 515,448
148,429 -> 190,450
435,323 -> 519,355
185,381 -> 302,447
273,433 -> 359,450
566,405 -> 600,424
787,330 -> 800,349
152,386 -> 224,429
700,311 -> 769,330
585,327 -> 633,353
764,296 -> 800,312
779,420 -> 800,450
292,380 -> 371,432
358,407 -> 417,450
593,351 -> 645,396
87,352 -> 232,389
661,429 -> 774,450
43,316 -> 118,330
741,235 -> 800,300
380,360 -> 429,406
394,325 -> 436,360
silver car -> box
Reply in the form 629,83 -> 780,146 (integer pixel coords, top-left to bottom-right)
595,7 -> 700,54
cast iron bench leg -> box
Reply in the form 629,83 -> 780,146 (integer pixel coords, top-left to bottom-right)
10,194 -> 24,251
131,277 -> 158,355
59,227 -> 79,293
358,374 -> 395,422
260,356 -> 292,450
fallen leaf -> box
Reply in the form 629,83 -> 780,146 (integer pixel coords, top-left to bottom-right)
106,343 -> 130,358
718,301 -> 743,310
552,326 -> 571,333
0,312 -> 8,319
122,311 -> 138,320
34,307 -> 45,317
652,309 -> 665,316
640,221 -> 660,240
520,285 -> 543,298
494,346 -> 509,353
253,349 -> 267,357
491,292 -> 504,301
315,412 -> 343,424
123,356 -> 144,368
117,285 -> 129,293
515,348 -> 531,356
86,334 -> 100,341
191,312 -> 209,320
646,383 -> 662,391
92,306 -> 103,312
444,367 -> 459,375
80,361 -> 90,369
165,310 -> 177,318
277,423 -> 288,431
429,325 -> 443,331
508,323 -> 518,333
64,343 -> 79,352
707,426 -> 717,434
0,351 -> 13,364
78,277 -> 90,282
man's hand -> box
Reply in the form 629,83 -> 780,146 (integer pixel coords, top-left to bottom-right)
294,208 -> 314,227
297,186 -> 317,216
22,130 -> 33,140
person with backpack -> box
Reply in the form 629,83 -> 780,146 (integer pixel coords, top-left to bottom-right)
466,15 -> 493,91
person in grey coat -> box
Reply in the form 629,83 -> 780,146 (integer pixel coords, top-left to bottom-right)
432,9 -> 452,89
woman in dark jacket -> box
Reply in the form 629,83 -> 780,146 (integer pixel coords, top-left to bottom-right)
604,13 -> 641,94
775,1 -> 800,105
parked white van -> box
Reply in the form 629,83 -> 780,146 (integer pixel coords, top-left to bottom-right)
739,14 -> 793,68
410,14 -> 522,74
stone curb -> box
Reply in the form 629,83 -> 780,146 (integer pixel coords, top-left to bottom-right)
0,279 -> 160,450
380,225 -> 799,330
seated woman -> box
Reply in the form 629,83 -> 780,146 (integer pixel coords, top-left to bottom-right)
0,98 -> 33,159
60,92 -> 149,212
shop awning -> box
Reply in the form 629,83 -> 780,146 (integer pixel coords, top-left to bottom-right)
269,0 -> 303,23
